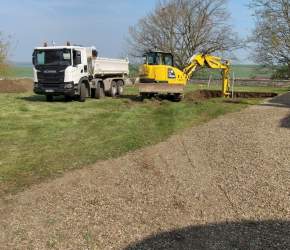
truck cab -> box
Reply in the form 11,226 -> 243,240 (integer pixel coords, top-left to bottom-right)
32,45 -> 96,101
32,43 -> 129,102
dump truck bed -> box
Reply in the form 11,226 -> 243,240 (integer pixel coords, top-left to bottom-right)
93,57 -> 129,76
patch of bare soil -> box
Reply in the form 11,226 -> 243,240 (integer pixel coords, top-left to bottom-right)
184,90 -> 221,101
185,89 -> 277,102
234,91 -> 277,98
0,93 -> 290,249
0,78 -> 33,93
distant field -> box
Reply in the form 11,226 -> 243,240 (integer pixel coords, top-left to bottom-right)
2,64 -> 274,79
3,63 -> 33,78
193,65 -> 274,80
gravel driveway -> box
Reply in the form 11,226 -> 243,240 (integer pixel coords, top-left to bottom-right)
0,93 -> 290,249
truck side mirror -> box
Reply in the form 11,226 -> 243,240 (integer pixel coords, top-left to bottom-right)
92,50 -> 98,58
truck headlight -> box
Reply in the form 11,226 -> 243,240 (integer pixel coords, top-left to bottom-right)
64,82 -> 74,89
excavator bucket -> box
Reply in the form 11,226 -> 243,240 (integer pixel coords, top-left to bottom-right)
137,83 -> 185,95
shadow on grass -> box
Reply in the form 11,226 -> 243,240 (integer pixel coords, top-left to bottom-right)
124,220 -> 290,250
118,95 -> 178,103
118,94 -> 143,102
17,95 -> 72,102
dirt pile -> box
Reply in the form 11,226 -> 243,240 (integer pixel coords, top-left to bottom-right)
184,90 -> 221,101
185,89 -> 278,101
0,78 -> 33,93
234,91 -> 277,98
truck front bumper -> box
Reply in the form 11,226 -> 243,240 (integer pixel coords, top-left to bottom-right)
33,82 -> 76,96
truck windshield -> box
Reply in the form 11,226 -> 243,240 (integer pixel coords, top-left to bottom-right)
33,49 -> 72,66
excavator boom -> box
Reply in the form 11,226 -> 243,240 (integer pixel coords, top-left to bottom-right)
184,54 -> 230,97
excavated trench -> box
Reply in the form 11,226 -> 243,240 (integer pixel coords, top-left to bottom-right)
184,89 -> 277,101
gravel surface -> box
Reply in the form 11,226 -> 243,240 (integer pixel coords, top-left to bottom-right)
0,93 -> 290,249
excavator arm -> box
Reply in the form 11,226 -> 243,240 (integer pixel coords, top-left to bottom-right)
183,54 -> 231,97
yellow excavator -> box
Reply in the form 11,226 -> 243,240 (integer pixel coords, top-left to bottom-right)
138,51 -> 230,100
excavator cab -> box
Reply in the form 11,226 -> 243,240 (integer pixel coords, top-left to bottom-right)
142,51 -> 174,66
139,51 -> 187,85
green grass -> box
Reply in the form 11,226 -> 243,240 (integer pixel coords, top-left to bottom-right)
0,85 -> 270,195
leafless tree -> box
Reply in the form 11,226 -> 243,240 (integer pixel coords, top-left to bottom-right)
127,0 -> 241,68
249,0 -> 290,78
0,32 -> 10,76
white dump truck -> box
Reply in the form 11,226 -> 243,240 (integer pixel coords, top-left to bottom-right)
32,42 -> 129,101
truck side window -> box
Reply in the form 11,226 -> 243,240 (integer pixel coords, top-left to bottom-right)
73,50 -> 82,66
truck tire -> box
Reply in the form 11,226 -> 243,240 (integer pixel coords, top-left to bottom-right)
117,80 -> 124,96
95,82 -> 105,99
109,81 -> 117,97
79,83 -> 86,102
46,95 -> 53,102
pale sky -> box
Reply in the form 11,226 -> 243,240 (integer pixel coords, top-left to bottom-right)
0,0 -> 254,63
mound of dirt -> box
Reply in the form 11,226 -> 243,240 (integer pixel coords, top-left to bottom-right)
234,91 -> 277,98
185,89 -> 278,101
0,78 -> 33,93
184,90 -> 222,101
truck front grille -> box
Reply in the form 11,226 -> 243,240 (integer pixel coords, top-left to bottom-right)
37,71 -> 65,84
40,83 -> 65,89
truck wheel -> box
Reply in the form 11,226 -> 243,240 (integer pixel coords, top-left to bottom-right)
46,95 -> 53,102
79,83 -> 86,102
117,80 -> 124,96
109,81 -> 117,97
95,83 -> 105,99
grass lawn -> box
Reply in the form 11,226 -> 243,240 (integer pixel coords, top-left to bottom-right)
0,84 -> 287,195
